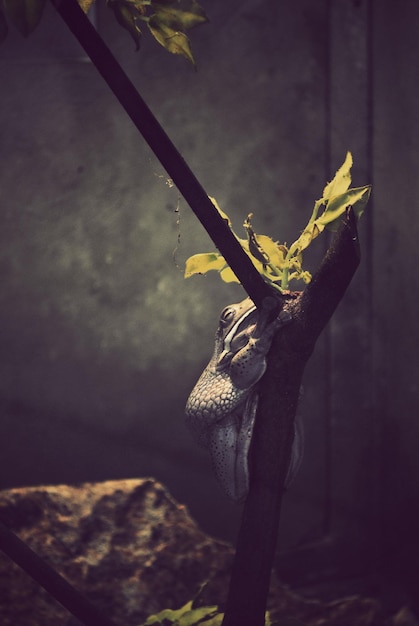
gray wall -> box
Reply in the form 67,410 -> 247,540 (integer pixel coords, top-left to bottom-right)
1,0 -> 418,600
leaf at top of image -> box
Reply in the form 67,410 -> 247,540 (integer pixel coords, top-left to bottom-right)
108,0 -> 142,50
78,0 -> 96,14
148,16 -> 195,64
4,0 -> 46,37
321,185 -> 371,230
152,2 -> 208,31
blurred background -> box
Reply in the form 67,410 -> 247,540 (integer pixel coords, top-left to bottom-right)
0,0 -> 418,612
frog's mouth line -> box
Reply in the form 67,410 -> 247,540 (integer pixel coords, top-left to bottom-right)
222,305 -> 257,354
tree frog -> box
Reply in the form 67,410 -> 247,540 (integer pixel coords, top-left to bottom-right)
185,297 -> 303,501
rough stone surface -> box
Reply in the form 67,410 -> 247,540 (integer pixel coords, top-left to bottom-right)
0,478 -> 409,626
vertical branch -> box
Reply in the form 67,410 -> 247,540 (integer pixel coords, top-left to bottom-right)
222,344 -> 304,625
222,210 -> 360,626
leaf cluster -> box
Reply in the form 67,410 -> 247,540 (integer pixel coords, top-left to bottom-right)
140,598 -> 282,626
0,0 -> 47,41
141,600 -> 221,626
0,0 -> 208,65
184,152 -> 371,291
106,0 -> 207,63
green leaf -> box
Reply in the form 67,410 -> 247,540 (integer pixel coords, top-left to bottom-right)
322,151 -> 353,202
4,0 -> 46,37
143,600 -> 193,624
209,196 -> 232,225
220,266 -> 240,283
178,605 -> 218,625
141,602 -> 221,626
320,185 -> 371,231
108,0 -> 142,50
243,215 -> 287,278
287,221 -> 323,257
289,269 -> 311,284
0,9 -> 9,45
148,14 -> 195,63
152,2 -> 208,31
195,613 -> 224,626
184,252 -> 226,277
244,215 -> 271,264
184,154 -> 371,293
256,236 -> 287,269
78,0 -> 96,14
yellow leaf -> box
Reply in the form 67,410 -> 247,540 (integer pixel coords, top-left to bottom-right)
209,196 -> 232,225
220,266 -> 240,283
148,17 -> 195,64
108,0 -> 142,50
322,151 -> 353,201
184,253 -> 226,277
152,4 -> 208,31
319,185 -> 371,231
256,235 -> 287,268
78,0 -> 95,13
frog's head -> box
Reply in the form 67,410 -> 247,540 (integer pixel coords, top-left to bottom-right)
215,297 -> 257,370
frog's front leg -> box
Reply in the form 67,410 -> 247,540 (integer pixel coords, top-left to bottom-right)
208,393 -> 258,502
209,393 -> 303,501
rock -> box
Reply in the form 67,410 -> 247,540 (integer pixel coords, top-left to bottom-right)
0,478 -> 233,625
0,479 -> 403,625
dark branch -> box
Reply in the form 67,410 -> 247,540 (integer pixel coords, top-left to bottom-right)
51,0 -> 271,306
222,209 -> 360,626
0,520 -> 118,626
298,207 -> 361,344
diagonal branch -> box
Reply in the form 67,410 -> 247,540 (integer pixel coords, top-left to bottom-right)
51,0 -> 272,307
222,209 -> 360,626
0,520 -> 118,626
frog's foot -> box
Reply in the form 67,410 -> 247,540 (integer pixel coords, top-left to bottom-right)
255,296 -> 293,338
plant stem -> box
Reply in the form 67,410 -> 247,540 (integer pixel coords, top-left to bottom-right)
280,266 -> 289,290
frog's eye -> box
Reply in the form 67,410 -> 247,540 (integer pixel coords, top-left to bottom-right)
219,306 -> 236,328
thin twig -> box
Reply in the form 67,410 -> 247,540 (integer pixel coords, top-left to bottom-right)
0,520 -> 118,626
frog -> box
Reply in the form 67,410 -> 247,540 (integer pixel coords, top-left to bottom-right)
185,296 -> 303,502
